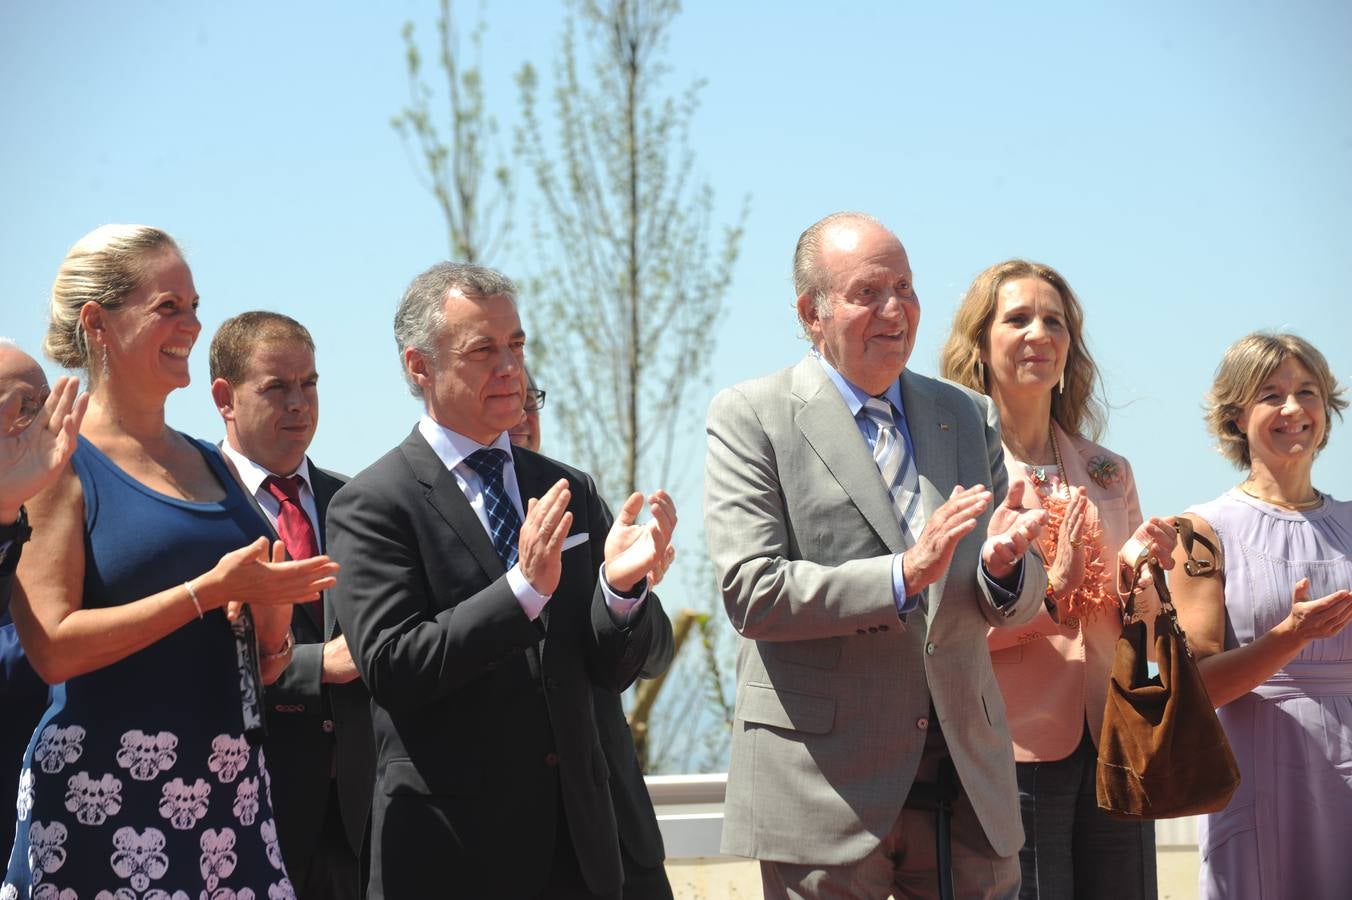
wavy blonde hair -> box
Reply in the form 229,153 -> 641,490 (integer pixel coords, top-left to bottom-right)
1205,331 -> 1347,469
939,259 -> 1105,440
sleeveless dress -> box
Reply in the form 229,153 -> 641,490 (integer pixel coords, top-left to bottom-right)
3,435 -> 294,899
1186,489 -> 1352,900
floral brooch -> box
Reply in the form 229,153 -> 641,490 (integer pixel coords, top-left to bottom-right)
1087,455 -> 1122,489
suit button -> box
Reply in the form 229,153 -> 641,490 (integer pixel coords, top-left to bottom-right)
544,752 -> 560,767
856,628 -> 867,635
321,719 -> 335,734
879,624 -> 889,632
925,642 -> 936,655
867,626 -> 878,633
545,677 -> 559,691
1064,615 -> 1080,629
917,717 -> 929,730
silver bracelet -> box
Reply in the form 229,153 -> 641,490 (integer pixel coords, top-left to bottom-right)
183,581 -> 204,619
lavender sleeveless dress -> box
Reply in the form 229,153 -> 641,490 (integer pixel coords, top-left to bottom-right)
1186,489 -> 1352,900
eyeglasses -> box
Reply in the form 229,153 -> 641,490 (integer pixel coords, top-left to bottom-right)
524,389 -> 547,412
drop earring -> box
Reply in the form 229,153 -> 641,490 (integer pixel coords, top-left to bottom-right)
976,360 -> 986,388
1057,370 -> 1065,393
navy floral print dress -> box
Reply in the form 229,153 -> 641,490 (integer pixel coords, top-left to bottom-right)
3,436 -> 293,900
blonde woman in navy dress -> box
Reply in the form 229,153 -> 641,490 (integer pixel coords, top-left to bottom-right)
3,226 -> 338,898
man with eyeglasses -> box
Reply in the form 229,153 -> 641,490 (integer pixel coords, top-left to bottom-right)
507,370 -> 675,900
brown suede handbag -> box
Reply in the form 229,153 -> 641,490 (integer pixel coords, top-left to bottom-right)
1095,519 -> 1240,820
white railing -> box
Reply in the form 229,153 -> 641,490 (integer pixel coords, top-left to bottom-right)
646,773 -> 1199,859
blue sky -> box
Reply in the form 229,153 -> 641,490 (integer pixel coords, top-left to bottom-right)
3,0 -> 1349,753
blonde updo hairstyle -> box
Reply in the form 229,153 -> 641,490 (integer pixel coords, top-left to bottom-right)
1204,331 -> 1347,469
939,259 -> 1106,440
45,225 -> 183,376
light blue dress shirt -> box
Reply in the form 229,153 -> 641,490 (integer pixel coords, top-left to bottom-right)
816,356 -> 1023,618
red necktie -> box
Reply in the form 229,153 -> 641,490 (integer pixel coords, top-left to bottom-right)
263,474 -> 323,626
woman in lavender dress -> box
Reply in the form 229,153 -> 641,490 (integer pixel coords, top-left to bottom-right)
3,226 -> 338,898
1173,332 -> 1352,900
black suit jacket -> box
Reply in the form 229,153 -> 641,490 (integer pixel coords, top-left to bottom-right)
326,427 -> 674,900
220,451 -> 376,873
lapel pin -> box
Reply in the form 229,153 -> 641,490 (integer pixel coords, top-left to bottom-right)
939,423 -> 950,431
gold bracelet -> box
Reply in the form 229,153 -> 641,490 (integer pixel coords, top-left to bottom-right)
260,632 -> 294,662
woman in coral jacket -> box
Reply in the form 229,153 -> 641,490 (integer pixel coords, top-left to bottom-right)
940,259 -> 1176,900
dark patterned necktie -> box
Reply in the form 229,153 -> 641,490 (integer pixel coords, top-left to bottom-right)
263,473 -> 323,625
462,448 -> 522,569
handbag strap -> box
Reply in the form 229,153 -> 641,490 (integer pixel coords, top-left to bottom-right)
1175,515 -> 1223,578
1121,518 -> 1223,656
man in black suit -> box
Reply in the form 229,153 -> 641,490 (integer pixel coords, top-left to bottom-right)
509,370 -> 674,900
208,312 -> 374,900
327,263 -> 677,900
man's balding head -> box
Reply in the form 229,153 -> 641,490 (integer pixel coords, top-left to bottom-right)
0,341 -> 49,436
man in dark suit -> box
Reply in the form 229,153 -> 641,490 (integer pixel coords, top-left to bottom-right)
509,370 -> 674,900
208,312 -> 374,900
0,345 -> 85,784
327,263 -> 677,900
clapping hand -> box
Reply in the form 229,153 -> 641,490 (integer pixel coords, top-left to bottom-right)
0,376 -> 88,521
1047,486 -> 1089,599
1281,578 -> 1352,643
213,537 -> 340,621
902,484 -> 993,594
982,480 -> 1049,581
605,490 -> 677,593
518,479 -> 574,596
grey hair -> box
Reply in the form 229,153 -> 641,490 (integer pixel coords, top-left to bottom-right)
394,262 -> 518,397
792,211 -> 886,336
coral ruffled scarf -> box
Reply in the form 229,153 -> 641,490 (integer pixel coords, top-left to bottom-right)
1038,485 -> 1118,621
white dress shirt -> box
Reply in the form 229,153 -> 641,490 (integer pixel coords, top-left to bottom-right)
220,441 -> 325,553
417,415 -> 646,623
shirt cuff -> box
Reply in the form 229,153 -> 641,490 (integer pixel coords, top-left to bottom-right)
508,566 -> 550,621
600,563 -> 648,625
981,559 -> 1025,614
892,553 -> 921,616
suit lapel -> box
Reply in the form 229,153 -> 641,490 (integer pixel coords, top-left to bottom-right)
399,428 -> 506,585
792,358 -> 907,553
900,371 -> 958,620
309,464 -> 344,640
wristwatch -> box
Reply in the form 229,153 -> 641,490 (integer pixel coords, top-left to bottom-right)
0,505 -> 33,570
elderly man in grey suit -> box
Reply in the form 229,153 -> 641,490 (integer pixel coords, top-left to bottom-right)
705,212 -> 1050,899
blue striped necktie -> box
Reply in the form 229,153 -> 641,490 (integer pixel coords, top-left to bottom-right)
861,397 -> 920,544
463,448 -> 522,569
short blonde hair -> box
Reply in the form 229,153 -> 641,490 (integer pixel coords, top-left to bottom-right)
45,225 -> 182,371
939,259 -> 1105,440
1205,331 -> 1347,469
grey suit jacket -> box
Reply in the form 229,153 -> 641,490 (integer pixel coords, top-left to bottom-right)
704,357 -> 1047,865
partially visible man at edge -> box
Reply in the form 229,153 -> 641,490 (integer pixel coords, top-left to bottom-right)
327,262 -> 676,899
209,312 -> 374,900
0,341 -> 86,788
705,212 -> 1049,899
509,367 -> 675,900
